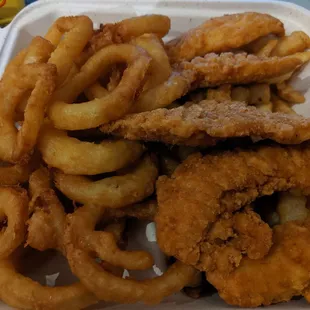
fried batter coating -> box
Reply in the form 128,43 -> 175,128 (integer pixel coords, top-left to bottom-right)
181,52 -> 302,87
207,219 -> 310,307
155,144 -> 310,273
103,200 -> 157,221
101,101 -> 310,146
166,12 -> 284,62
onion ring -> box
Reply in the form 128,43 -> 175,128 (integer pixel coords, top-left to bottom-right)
11,37 -> 55,121
64,204 -> 197,303
23,36 -> 55,65
0,187 -> 28,259
45,16 -> 93,86
115,15 -> 171,41
66,204 -> 154,270
38,124 -> 144,175
3,36 -> 54,80
76,15 -> 170,67
54,155 -> 158,207
0,260 -> 97,310
84,82 -> 108,100
16,167 -> 98,310
48,44 -> 151,130
0,63 -> 56,162
0,153 -> 38,186
131,34 -> 171,91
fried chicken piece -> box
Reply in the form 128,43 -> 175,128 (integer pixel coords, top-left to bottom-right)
207,219 -> 310,307
155,144 -> 310,273
180,52 -> 302,88
101,101 -> 310,146
166,12 -> 284,63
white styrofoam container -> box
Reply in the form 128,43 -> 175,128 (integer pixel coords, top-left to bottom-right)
1,0 -> 310,309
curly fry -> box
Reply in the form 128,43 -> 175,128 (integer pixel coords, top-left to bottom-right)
48,44 -> 151,130
54,155 -> 158,207
45,16 -> 93,85
64,204 -> 197,303
0,64 -> 56,162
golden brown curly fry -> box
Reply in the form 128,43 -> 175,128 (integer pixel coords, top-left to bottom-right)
54,155 -> 158,207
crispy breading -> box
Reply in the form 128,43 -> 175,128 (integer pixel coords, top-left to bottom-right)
102,200 -> 157,221
101,101 -> 310,146
155,145 -> 310,273
180,52 -> 302,87
207,219 -> 310,307
166,12 -> 284,63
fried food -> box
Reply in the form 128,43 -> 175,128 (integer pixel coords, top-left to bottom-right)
131,34 -> 171,91
0,153 -> 38,186
207,219 -> 310,307
155,144 -> 310,272
102,200 -> 158,221
3,36 -> 54,80
45,16 -> 93,85
54,155 -> 158,207
38,124 -> 144,175
0,168 -> 98,310
276,81 -> 305,103
0,187 -> 28,258
206,84 -> 231,101
76,15 -> 170,67
130,70 -> 195,113
271,93 -> 296,114
0,259 -> 97,310
101,100 -> 310,146
231,86 -> 250,102
248,84 -> 270,106
255,39 -> 278,57
64,204 -> 198,304
166,12 -> 284,62
1,11 -> 310,310
181,52 -> 303,88
48,44 -> 151,130
0,63 -> 56,162
271,31 -> 310,57
115,15 -> 170,42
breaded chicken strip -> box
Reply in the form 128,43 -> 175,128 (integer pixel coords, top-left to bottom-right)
101,101 -> 310,146
207,219 -> 310,307
181,52 -> 303,87
166,12 -> 284,63
155,144 -> 310,273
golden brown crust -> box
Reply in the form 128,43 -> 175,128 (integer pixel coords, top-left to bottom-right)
207,219 -> 310,307
101,101 -> 310,146
166,12 -> 284,62
181,52 -> 302,87
155,144 -> 310,273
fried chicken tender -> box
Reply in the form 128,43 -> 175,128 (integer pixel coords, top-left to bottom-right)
207,219 -> 310,307
166,12 -> 284,63
155,144 -> 310,273
181,52 -> 302,88
101,101 -> 310,146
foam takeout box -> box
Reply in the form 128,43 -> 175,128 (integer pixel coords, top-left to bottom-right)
0,0 -> 310,309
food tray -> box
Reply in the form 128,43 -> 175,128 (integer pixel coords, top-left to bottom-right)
0,0 -> 310,309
